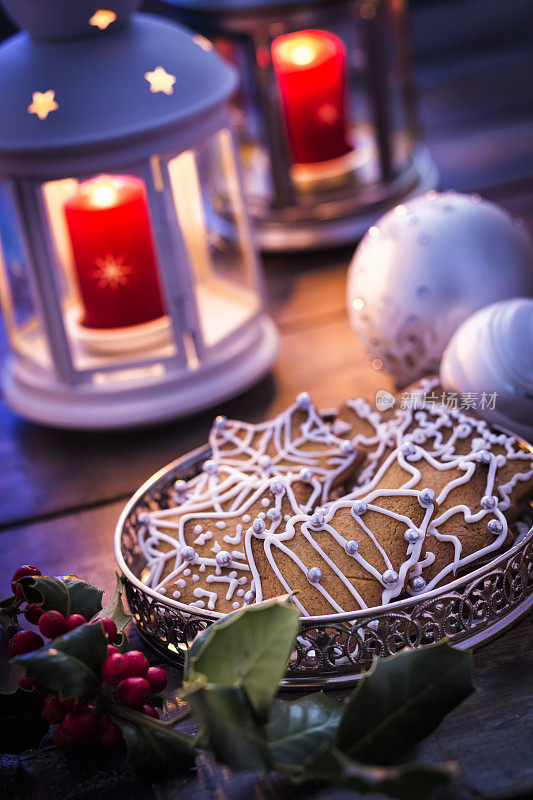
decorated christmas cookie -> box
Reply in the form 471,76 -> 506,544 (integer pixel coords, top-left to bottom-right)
139,473 -> 323,611
209,393 -> 363,503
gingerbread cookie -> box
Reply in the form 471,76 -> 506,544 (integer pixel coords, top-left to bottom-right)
209,393 -> 363,503
139,473 -> 323,611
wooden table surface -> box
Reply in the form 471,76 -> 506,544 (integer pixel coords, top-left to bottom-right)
1,8 -> 533,800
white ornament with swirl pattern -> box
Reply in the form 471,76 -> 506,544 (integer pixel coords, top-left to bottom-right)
347,191 -> 533,387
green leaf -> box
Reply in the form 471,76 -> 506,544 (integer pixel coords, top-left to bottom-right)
17,576 -> 70,616
62,576 -> 104,620
114,709 -> 196,777
0,688 -> 50,754
336,642 -> 474,764
92,573 -> 131,643
14,621 -> 107,701
188,683 -> 272,772
15,575 -> 104,621
293,741 -> 452,800
0,632 -> 24,693
185,597 -> 299,721
266,692 -> 343,766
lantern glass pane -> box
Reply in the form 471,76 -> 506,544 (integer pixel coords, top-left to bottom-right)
167,128 -> 260,349
0,183 -> 51,369
41,173 -> 180,376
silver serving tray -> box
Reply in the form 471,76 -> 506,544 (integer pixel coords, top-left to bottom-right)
114,429 -> 533,689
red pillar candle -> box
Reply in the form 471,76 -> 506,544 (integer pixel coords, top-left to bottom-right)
64,175 -> 165,329
271,30 -> 352,165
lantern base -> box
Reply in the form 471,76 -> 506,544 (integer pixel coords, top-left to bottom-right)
2,314 -> 279,430
251,145 -> 438,252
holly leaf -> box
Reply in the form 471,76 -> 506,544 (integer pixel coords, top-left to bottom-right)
62,576 -> 104,620
293,741 -> 453,800
14,621 -> 107,701
15,575 -> 104,621
92,573 -> 131,646
0,688 -> 50,754
336,642 -> 474,764
185,597 -> 299,721
188,682 -> 272,772
17,576 -> 70,616
0,632 -> 24,693
114,709 -> 196,776
266,692 -> 343,767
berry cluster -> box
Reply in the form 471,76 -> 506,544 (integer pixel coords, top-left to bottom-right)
7,565 -> 168,751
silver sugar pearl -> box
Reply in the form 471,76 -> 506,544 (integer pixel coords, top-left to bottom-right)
481,495 -> 497,510
258,454 -> 272,468
307,566 -> 323,584
203,459 -> 219,474
181,546 -> 196,562
382,569 -> 399,586
299,468 -> 314,482
173,479 -> 187,494
401,441 -> 416,457
340,440 -> 355,455
267,509 -> 281,521
214,415 -> 227,430
296,392 -> 311,410
271,480 -> 284,495
476,450 -> 492,465
345,540 -> 359,556
353,500 -> 368,516
488,519 -> 504,534
252,518 -> 266,535
215,550 -> 232,568
244,590 -> 256,605
138,512 -> 151,525
404,528 -> 420,544
411,576 -> 427,592
419,488 -> 436,506
310,512 -> 325,529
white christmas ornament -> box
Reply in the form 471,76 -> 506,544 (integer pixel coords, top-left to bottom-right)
346,191 -> 533,387
440,297 -> 533,443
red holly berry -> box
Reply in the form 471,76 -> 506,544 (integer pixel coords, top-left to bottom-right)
99,716 -> 124,749
122,650 -> 149,678
141,704 -> 159,719
41,693 -> 75,724
53,723 -> 75,750
11,565 -> 41,600
39,610 -> 69,639
106,644 -> 118,657
102,652 -> 130,684
117,677 -> 151,708
98,617 -> 118,643
65,614 -> 86,631
62,704 -> 100,742
24,603 -> 44,625
146,666 -> 167,694
9,629 -> 44,656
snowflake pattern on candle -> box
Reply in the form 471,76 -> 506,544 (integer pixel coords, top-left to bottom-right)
91,254 -> 134,289
144,67 -> 177,96
89,10 -> 117,30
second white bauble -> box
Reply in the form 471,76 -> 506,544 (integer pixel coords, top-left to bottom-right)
346,191 -> 533,387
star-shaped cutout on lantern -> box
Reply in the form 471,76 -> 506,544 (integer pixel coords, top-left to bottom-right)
89,9 -> 117,30
28,90 -> 58,120
144,67 -> 176,96
92,254 -> 134,289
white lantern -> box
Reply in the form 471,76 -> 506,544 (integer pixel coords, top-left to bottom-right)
0,0 -> 278,429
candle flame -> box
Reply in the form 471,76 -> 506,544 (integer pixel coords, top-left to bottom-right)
87,177 -> 119,209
